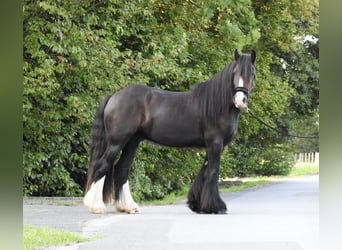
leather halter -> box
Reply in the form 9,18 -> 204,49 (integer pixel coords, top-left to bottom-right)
233,86 -> 249,97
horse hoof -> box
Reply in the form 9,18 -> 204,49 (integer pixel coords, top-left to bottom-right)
89,207 -> 106,214
127,208 -> 139,214
216,209 -> 227,215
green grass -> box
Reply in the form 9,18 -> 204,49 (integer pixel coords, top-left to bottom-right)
219,180 -> 271,192
288,164 -> 319,176
23,224 -> 94,250
142,187 -> 189,205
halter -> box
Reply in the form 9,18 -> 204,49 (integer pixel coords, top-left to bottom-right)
233,86 -> 249,97
231,69 -> 250,98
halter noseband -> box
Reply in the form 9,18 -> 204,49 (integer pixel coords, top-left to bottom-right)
233,86 -> 249,97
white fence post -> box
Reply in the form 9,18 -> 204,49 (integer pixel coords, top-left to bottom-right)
295,152 -> 319,167
314,152 -> 319,165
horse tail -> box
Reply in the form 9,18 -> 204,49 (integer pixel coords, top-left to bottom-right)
85,94 -> 112,194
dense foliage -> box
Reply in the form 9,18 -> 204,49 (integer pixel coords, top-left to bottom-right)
23,0 -> 319,199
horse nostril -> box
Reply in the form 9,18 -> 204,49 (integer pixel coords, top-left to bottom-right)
243,97 -> 247,104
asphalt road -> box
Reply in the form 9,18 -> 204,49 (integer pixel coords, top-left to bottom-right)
23,174 -> 318,250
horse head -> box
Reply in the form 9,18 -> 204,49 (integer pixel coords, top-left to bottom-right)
232,49 -> 256,110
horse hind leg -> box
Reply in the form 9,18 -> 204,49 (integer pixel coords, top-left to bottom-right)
84,174 -> 106,214
84,144 -> 121,214
113,137 -> 141,214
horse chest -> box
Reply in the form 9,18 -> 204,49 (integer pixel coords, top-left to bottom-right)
220,113 -> 239,145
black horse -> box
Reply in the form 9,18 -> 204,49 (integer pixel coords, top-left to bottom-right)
84,49 -> 256,214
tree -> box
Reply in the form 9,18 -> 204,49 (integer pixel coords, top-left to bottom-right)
23,0 -> 318,197
222,0 -> 319,176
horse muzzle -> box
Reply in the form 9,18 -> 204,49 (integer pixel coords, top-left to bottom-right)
233,87 -> 249,110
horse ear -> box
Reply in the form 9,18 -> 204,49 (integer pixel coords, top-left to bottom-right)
234,49 -> 240,61
251,50 -> 256,64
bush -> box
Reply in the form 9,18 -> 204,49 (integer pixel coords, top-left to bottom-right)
23,0 -> 259,197
129,142 -> 203,202
220,140 -> 294,178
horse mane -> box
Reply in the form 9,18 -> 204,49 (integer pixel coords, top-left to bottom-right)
191,61 -> 237,125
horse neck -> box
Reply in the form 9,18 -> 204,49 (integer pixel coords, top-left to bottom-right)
190,66 -> 235,125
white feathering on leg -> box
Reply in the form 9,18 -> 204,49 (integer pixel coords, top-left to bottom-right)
83,176 -> 106,214
115,181 -> 139,214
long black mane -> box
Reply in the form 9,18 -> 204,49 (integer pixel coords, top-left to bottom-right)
191,61 -> 237,124
191,54 -> 255,125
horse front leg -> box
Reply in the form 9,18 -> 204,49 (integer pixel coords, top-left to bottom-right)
200,138 -> 227,214
187,154 -> 208,213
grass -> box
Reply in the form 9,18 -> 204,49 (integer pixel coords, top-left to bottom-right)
23,224 -> 95,250
219,179 -> 271,192
142,187 -> 189,205
288,164 -> 319,176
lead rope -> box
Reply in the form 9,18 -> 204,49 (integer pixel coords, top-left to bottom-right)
246,107 -> 319,139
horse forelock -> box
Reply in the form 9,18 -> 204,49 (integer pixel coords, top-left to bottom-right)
235,54 -> 255,82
